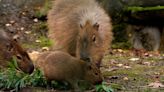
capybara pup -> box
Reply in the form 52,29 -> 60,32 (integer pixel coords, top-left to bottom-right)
0,29 -> 34,74
47,0 -> 113,67
35,51 -> 103,91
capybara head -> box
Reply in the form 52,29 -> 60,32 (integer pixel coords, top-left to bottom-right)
84,61 -> 103,84
10,40 -> 34,74
0,29 -> 34,74
76,20 -> 104,67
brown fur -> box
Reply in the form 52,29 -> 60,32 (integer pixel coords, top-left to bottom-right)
0,29 -> 34,74
35,51 -> 103,90
47,0 -> 113,67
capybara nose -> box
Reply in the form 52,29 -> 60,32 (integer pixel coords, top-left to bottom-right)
83,57 -> 90,62
80,57 -> 90,62
27,63 -> 34,74
95,79 -> 103,85
80,52 -> 90,62
29,64 -> 34,74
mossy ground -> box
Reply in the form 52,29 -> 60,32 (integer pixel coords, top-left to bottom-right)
102,49 -> 164,92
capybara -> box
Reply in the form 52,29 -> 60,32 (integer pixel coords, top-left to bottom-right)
35,51 -> 103,91
0,29 -> 34,74
47,0 -> 113,67
128,25 -> 161,51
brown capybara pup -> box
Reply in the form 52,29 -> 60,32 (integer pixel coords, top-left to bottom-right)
47,0 -> 113,67
0,29 -> 34,74
35,51 -> 103,91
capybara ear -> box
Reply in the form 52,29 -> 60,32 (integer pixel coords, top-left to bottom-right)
88,65 -> 92,70
86,62 -> 92,70
6,43 -> 14,52
13,37 -> 18,42
93,23 -> 99,31
92,35 -> 96,42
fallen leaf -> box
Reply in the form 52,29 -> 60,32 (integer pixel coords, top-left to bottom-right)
5,23 -> 12,27
42,47 -> 49,51
148,81 -> 164,88
123,77 -> 129,81
33,18 -> 38,23
116,64 -> 123,67
129,58 -> 140,61
123,65 -> 131,69
35,40 -> 41,43
142,62 -> 151,66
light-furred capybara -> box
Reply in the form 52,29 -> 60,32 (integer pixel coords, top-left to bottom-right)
47,0 -> 113,67
128,25 -> 161,51
35,51 -> 103,91
0,29 -> 34,74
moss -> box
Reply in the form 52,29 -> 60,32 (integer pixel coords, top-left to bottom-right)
22,43 -> 38,49
127,6 -> 164,12
112,42 -> 132,49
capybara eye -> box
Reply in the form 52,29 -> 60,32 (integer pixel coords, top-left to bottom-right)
16,55 -> 22,60
92,35 -> 96,42
93,23 -> 99,30
88,66 -> 92,70
95,73 -> 98,75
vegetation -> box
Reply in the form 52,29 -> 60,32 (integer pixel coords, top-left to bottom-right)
34,0 -> 52,19
0,58 -> 113,92
127,6 -> 164,12
0,59 -> 47,91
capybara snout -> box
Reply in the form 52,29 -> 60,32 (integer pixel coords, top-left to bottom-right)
0,29 -> 34,74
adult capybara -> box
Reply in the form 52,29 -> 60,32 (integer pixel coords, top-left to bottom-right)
47,0 -> 113,67
35,51 -> 103,91
0,29 -> 34,74
128,25 -> 161,51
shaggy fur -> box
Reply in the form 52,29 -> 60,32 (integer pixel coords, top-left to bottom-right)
130,26 -> 161,51
48,0 -> 112,66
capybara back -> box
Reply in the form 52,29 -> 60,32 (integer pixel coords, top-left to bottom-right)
35,51 -> 103,90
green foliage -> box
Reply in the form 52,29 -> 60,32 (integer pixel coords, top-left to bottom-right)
127,6 -> 164,12
112,23 -> 132,49
0,58 -> 47,91
0,59 -> 71,91
38,36 -> 53,47
31,22 -> 48,35
112,42 -> 132,49
0,67 -> 47,91
96,82 -> 113,92
35,0 -> 52,18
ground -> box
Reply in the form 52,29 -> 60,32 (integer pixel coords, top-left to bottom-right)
0,0 -> 164,92
102,49 -> 164,92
